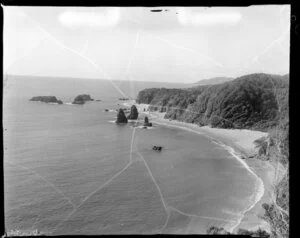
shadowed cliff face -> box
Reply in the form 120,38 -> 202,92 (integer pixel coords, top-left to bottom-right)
136,73 -> 289,131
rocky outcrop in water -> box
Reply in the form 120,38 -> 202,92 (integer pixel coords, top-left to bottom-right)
116,109 -> 128,123
127,105 -> 139,120
72,94 -> 94,104
144,116 -> 152,127
30,96 -> 63,104
153,146 -> 162,151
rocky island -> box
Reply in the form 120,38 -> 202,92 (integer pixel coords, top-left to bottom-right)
116,108 -> 128,123
72,94 -> 94,104
127,105 -> 139,120
30,96 -> 63,104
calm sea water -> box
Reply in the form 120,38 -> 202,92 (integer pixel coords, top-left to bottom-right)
4,76 -> 257,234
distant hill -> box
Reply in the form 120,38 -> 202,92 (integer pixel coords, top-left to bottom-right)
195,77 -> 234,85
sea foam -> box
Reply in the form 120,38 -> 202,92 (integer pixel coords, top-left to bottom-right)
212,141 -> 265,233
151,118 -> 265,233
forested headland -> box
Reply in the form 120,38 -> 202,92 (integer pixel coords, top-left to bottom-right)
136,73 -> 289,237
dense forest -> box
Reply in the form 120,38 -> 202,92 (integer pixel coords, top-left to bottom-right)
136,73 -> 289,131
136,73 -> 289,237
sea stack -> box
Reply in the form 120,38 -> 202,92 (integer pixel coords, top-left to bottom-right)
72,94 -> 93,104
116,109 -> 128,123
127,105 -> 139,120
144,116 -> 152,127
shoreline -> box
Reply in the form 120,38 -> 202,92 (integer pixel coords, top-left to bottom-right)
124,101 -> 275,233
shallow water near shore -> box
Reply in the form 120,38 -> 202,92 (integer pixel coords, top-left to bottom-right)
4,76 -> 260,234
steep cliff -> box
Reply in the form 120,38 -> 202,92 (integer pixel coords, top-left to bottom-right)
136,73 -> 289,132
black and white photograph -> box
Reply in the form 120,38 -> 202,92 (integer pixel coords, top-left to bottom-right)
3,5 -> 290,236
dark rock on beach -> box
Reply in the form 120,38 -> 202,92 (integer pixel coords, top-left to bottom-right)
116,109 -> 128,123
72,94 -> 94,104
127,105 -> 139,120
30,96 -> 63,104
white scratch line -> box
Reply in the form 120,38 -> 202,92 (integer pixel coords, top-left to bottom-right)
141,29 -> 224,68
6,161 -> 76,209
160,210 -> 171,233
5,37 -> 46,73
126,31 -> 140,98
81,38 -> 90,55
136,151 -> 169,214
123,10 -> 224,68
169,206 -> 237,223
251,28 -> 289,63
185,216 -> 193,234
19,8 -> 128,99
80,9 -> 94,55
239,27 -> 290,74
130,127 -> 137,162
125,30 -> 140,77
51,160 -> 133,233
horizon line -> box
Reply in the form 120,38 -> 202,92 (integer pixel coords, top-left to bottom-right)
4,72 -> 289,84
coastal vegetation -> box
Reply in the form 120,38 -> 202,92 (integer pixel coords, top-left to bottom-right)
136,73 -> 288,131
136,73 -> 289,237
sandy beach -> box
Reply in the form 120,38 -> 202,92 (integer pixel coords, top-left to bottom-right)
124,101 -> 277,233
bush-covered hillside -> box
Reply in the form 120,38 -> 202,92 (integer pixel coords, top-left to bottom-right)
136,73 -> 289,131
137,73 -> 289,237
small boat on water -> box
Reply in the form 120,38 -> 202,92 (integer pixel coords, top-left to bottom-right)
152,146 -> 163,151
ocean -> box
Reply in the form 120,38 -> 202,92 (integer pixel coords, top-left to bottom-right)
3,75 -> 258,234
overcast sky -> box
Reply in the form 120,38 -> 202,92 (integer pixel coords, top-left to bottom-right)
3,6 -> 290,83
